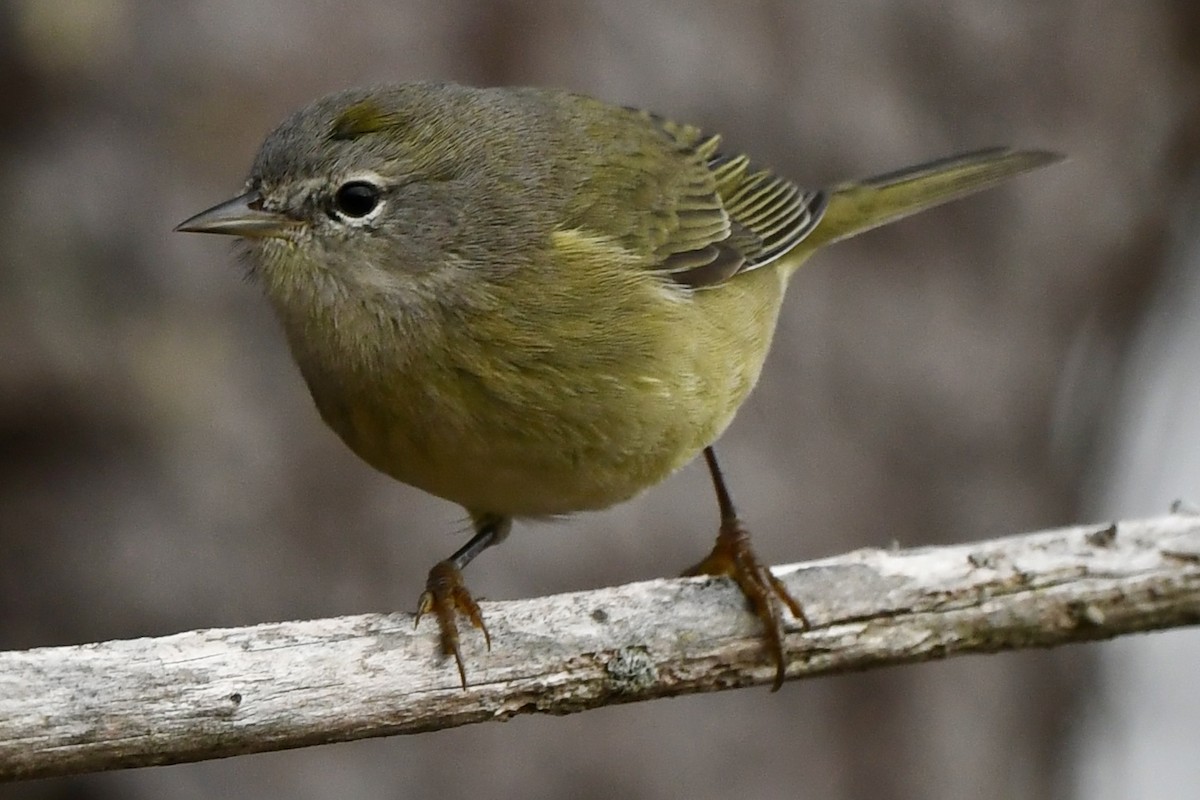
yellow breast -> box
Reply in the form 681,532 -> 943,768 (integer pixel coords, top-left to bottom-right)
283,232 -> 797,517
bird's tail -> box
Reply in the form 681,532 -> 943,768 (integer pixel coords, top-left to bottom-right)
802,148 -> 1062,250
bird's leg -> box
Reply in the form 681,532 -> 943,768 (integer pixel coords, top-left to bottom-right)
415,512 -> 510,688
682,446 -> 809,690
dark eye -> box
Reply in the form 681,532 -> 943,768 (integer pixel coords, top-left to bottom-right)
332,181 -> 382,219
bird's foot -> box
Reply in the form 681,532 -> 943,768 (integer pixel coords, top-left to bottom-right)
415,560 -> 491,688
683,518 -> 808,690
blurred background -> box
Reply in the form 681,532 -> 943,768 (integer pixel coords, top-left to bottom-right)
2,1 -> 1197,798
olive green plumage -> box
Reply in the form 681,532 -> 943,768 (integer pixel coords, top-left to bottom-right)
177,82 -> 1060,687
183,82 -> 1055,521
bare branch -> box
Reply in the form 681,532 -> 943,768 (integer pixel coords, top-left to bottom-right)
3,515 -> 1199,781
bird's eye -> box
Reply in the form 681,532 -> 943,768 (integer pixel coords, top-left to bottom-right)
332,181 -> 382,219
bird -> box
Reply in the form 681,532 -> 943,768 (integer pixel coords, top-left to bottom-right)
177,82 -> 1061,690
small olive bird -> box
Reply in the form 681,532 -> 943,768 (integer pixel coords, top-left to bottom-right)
178,82 -> 1061,689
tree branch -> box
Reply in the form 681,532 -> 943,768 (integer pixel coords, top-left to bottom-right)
3,515 -> 1200,781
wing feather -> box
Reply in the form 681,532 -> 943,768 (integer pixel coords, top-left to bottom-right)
649,121 -> 827,287
560,104 -> 826,289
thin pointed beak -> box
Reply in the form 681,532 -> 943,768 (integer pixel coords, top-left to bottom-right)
175,192 -> 299,238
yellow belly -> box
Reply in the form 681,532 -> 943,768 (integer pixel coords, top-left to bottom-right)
292,243 -> 797,518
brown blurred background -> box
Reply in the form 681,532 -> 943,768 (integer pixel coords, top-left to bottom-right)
2,2 -> 1198,799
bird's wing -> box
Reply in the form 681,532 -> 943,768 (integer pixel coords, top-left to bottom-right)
562,109 -> 826,288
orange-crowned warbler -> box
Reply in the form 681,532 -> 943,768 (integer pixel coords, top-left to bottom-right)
178,82 -> 1061,689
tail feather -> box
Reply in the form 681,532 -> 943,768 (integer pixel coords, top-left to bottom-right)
802,148 -> 1063,249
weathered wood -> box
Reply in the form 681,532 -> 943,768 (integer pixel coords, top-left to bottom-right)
3,515 -> 1199,781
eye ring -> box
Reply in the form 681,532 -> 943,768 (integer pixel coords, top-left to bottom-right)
331,180 -> 382,220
